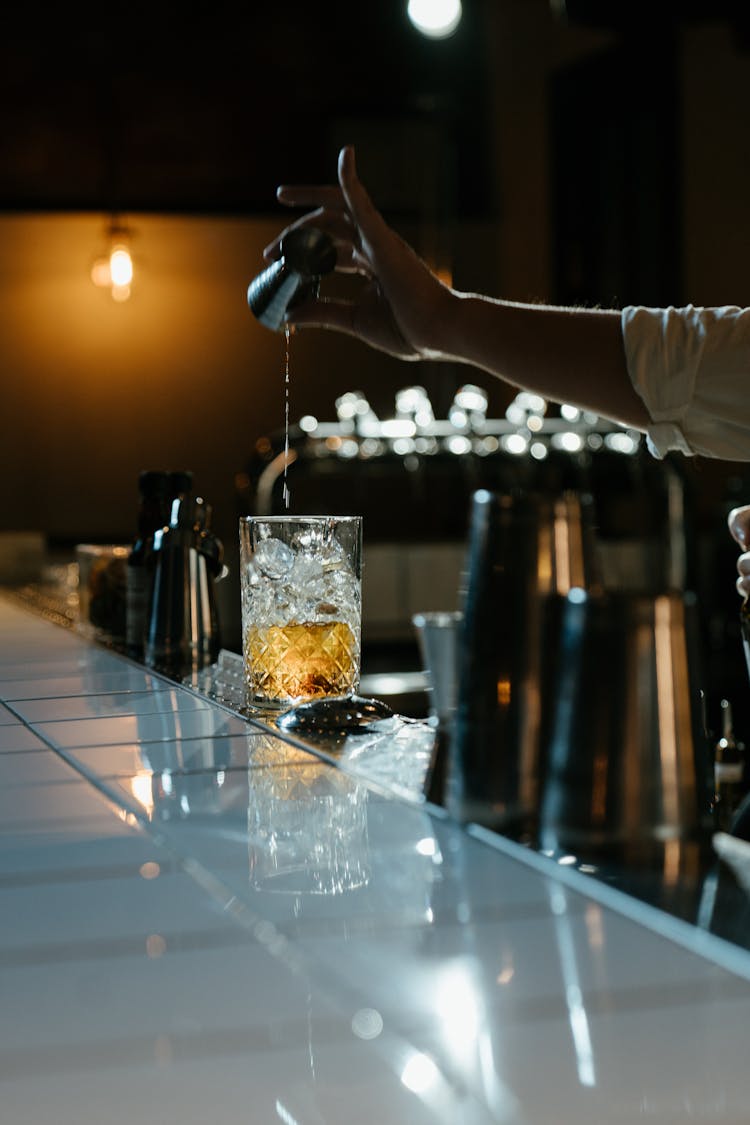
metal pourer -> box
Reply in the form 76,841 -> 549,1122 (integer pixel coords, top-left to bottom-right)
247,227 -> 336,332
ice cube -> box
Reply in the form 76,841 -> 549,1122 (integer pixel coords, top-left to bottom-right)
290,553 -> 324,585
292,526 -> 326,553
320,539 -> 349,571
244,560 -> 260,586
254,538 -> 294,579
246,582 -> 275,622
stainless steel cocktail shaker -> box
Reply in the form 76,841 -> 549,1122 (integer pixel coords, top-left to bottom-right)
247,227 -> 336,331
144,496 -> 224,674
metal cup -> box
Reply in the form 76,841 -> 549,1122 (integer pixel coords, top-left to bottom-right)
247,227 -> 336,332
538,588 -> 713,854
449,488 -> 599,835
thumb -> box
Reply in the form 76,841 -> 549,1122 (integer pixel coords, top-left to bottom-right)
729,505 -> 750,549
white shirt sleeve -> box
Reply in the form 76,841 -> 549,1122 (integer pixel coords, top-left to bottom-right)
621,303 -> 750,460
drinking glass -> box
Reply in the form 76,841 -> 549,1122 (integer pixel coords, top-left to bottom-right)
239,515 -> 362,707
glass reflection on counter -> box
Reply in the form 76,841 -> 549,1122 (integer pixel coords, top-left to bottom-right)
247,743 -> 371,896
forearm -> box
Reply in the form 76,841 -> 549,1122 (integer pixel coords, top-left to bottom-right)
436,292 -> 651,430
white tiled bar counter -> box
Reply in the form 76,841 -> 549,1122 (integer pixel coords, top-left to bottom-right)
3,594 -> 750,1124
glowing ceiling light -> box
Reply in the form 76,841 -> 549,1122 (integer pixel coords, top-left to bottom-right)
407,0 -> 462,39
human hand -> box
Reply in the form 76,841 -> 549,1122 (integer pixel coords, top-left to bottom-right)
262,145 -> 455,361
728,505 -> 750,600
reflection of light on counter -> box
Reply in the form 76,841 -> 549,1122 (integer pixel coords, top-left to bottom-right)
351,1007 -> 384,1040
436,965 -> 479,1042
548,884 -> 596,1088
497,679 -> 511,706
496,949 -> 515,986
435,963 -> 483,1084
146,933 -> 167,958
275,1100 -> 299,1125
130,770 -> 154,814
401,1051 -> 440,1094
584,903 -> 604,951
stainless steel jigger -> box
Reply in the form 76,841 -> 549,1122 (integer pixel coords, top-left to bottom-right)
247,227 -> 337,331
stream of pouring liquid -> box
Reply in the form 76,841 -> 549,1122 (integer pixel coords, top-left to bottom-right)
283,325 -> 291,509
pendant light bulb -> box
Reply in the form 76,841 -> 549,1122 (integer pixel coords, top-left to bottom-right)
110,243 -> 133,288
91,220 -> 134,301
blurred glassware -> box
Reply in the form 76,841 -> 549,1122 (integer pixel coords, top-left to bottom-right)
76,543 -> 130,644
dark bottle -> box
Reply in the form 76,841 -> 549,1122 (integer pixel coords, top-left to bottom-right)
712,698 -> 746,832
125,470 -> 193,660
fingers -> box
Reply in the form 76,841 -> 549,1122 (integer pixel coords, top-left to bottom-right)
728,505 -> 750,549
286,297 -> 356,335
263,206 -> 365,268
276,184 -> 344,209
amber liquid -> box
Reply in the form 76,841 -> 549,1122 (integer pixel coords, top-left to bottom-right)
245,619 -> 359,702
